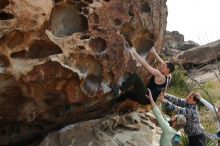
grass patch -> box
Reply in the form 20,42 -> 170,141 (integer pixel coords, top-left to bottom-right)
196,81 -> 220,105
167,67 -> 195,97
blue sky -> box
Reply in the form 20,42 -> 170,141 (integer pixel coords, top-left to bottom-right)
167,0 -> 220,45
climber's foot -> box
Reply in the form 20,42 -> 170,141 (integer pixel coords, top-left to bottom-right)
110,84 -> 121,97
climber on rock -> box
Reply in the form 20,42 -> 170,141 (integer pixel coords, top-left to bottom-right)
112,46 -> 175,105
146,89 -> 186,146
160,92 -> 207,146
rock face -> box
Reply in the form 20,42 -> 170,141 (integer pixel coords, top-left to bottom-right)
40,111 -> 161,146
164,31 -> 184,49
190,63 -> 220,83
180,40 -> 199,51
163,46 -> 180,57
0,0 -> 167,145
173,40 -> 220,68
173,40 -> 220,83
164,31 -> 199,52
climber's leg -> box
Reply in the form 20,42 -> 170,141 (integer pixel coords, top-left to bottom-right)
111,73 -> 142,97
114,73 -> 149,105
116,74 -> 150,105
129,74 -> 150,104
119,73 -> 136,92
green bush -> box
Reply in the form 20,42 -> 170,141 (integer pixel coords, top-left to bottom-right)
179,132 -> 189,146
167,67 -> 195,97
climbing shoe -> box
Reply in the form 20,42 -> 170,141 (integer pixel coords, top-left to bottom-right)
217,130 -> 220,140
110,84 -> 121,97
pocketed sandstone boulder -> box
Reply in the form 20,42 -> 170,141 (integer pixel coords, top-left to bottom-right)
0,0 -> 167,145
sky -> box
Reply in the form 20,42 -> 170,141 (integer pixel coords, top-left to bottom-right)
167,0 -> 220,45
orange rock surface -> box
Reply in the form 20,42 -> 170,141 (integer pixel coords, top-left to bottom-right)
0,0 -> 167,145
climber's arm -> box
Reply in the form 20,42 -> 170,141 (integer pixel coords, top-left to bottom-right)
131,48 -> 163,78
193,93 -> 218,112
150,47 -> 165,65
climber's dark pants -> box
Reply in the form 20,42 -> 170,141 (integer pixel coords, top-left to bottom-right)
188,133 -> 206,146
115,73 -> 150,105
